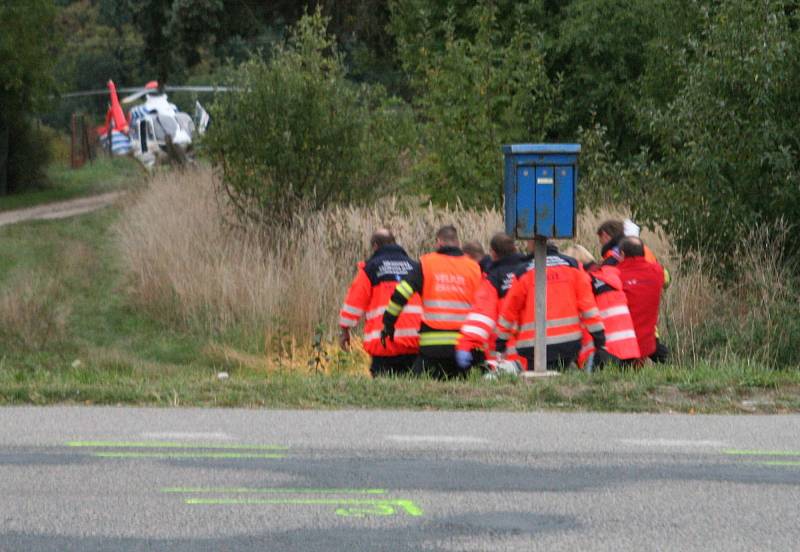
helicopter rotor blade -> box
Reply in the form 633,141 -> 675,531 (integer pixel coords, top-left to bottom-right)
163,85 -> 235,93
121,89 -> 152,104
61,87 -> 143,99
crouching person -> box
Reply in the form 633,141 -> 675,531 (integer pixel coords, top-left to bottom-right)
496,242 -> 607,370
339,229 -> 421,376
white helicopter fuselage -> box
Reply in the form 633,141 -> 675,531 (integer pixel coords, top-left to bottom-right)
127,93 -> 198,167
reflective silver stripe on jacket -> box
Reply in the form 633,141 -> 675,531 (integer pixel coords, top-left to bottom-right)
339,316 -> 359,328
423,300 -> 472,310
424,312 -> 468,322
366,304 -> 422,320
519,316 -> 580,333
600,305 -> 630,318
516,331 -> 583,348
341,304 -> 364,316
605,329 -> 637,343
460,324 -> 490,340
465,312 -> 495,328
580,308 -> 600,319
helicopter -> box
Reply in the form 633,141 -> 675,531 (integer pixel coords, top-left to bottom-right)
63,80 -> 227,167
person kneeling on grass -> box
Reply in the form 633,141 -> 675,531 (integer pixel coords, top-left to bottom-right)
338,229 -> 421,377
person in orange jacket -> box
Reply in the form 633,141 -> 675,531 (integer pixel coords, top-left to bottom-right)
564,245 -> 641,369
454,232 -> 528,371
495,242 -> 607,370
339,229 -> 421,376
617,237 -> 665,359
382,225 -> 482,379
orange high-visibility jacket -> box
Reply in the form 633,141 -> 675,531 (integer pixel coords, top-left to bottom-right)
456,252 -> 527,359
577,264 -> 641,367
384,247 -> 481,351
339,244 -> 421,357
419,251 -> 482,331
497,250 -> 604,357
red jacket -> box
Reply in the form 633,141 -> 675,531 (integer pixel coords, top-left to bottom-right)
456,253 -> 527,361
339,245 -> 421,356
578,264 -> 641,366
617,257 -> 664,357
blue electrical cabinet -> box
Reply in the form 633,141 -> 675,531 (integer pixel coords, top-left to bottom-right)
502,144 -> 580,239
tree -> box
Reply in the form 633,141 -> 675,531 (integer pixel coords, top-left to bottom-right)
639,0 -> 800,258
0,0 -> 58,195
204,9 -> 416,224
401,3 -> 560,207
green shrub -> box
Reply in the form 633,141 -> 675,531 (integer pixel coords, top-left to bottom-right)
404,4 -> 560,208
204,8 -> 416,224
639,1 -> 800,258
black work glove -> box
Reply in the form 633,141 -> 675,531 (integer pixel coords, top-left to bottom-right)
380,322 -> 395,348
495,338 -> 508,355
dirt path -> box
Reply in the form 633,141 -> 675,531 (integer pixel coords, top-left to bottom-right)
0,192 -> 124,227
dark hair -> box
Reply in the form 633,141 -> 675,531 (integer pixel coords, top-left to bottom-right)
462,240 -> 485,257
597,220 -> 624,239
436,224 -> 458,244
370,229 -> 395,249
489,232 -> 516,258
619,236 -> 645,258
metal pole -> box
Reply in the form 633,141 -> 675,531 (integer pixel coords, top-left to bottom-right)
534,236 -> 547,373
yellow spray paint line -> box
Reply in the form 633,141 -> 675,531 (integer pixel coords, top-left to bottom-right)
162,487 -> 386,494
185,497 -> 423,517
66,441 -> 288,450
723,449 -> 800,457
94,452 -> 286,459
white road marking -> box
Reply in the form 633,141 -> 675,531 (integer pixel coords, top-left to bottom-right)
386,435 -> 490,444
619,438 -> 729,448
141,432 -> 234,441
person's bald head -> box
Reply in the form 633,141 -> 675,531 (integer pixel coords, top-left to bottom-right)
370,228 -> 395,251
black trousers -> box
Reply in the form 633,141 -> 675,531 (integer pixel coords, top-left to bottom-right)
412,351 -> 466,380
370,354 -> 417,377
649,339 -> 670,363
518,341 -> 581,371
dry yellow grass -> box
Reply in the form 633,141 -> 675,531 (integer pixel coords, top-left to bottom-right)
116,167 -> 723,366
115,168 -> 504,346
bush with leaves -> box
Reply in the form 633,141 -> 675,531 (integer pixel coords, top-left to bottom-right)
204,9 -> 416,224
639,1 -> 800,258
394,3 -> 559,208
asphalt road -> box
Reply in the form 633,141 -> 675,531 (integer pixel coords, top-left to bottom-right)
0,407 -> 798,551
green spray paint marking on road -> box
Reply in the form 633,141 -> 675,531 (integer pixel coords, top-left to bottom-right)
724,449 -> 800,457
93,452 -> 286,459
185,498 -> 423,517
758,461 -> 800,467
162,487 -> 386,494
66,441 -> 288,450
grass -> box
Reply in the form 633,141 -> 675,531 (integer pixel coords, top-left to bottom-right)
0,156 -> 142,212
2,168 -> 800,413
0,359 -> 799,413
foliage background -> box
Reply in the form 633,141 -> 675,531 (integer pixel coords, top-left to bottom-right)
7,0 -> 800,262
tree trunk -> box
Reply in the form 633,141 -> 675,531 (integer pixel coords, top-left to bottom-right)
0,120 -> 8,196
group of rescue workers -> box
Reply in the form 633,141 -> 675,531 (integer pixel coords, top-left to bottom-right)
339,219 -> 669,379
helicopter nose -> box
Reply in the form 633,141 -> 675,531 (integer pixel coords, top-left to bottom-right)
172,129 -> 192,146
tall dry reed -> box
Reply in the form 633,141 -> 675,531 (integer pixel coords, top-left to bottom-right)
119,168 -> 800,367
115,169 -> 503,344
